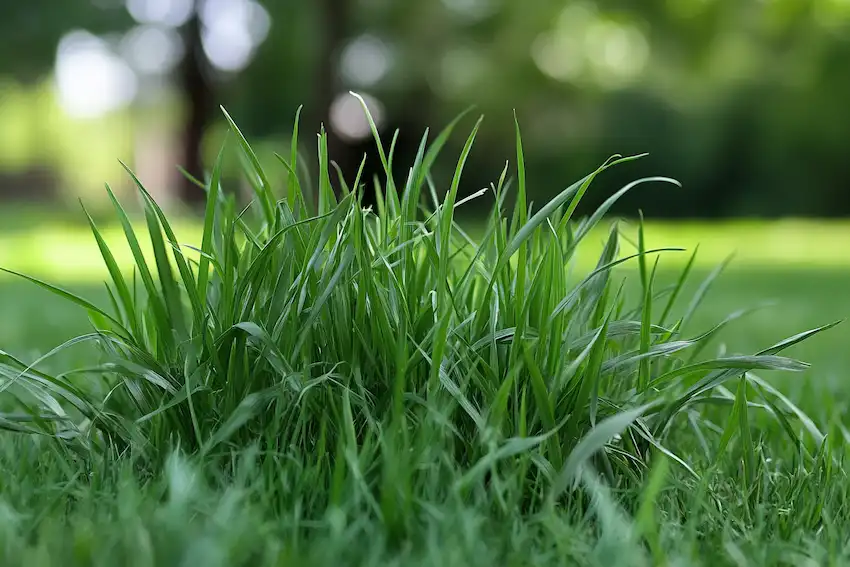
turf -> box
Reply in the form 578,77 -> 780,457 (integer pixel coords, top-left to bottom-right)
2,267 -> 847,410
0,104 -> 849,566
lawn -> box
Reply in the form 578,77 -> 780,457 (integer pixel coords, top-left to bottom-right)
1,122 -> 850,565
3,264 -> 847,431
3,219 -> 847,403
1,217 -> 848,566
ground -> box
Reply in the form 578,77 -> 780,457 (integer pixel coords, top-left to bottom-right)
4,218 -> 846,405
0,216 -> 848,565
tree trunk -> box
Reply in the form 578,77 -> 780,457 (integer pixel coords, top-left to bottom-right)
177,8 -> 212,204
314,0 -> 350,191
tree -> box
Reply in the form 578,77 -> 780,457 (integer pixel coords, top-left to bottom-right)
3,1 -> 132,81
177,6 -> 212,203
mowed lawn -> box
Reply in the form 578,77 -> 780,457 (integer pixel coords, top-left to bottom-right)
1,217 -> 848,416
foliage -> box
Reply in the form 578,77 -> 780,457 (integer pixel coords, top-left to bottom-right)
5,1 -> 850,215
0,102 -> 843,565
2,1 -> 132,82
237,0 -> 850,217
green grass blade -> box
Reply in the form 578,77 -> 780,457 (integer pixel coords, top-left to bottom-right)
551,403 -> 655,499
103,182 -> 170,342
197,139 -> 226,310
119,161 -> 204,322
0,268 -> 129,336
81,201 -> 136,333
637,213 -> 652,391
220,105 -> 276,225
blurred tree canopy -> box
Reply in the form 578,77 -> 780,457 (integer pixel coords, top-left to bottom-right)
1,0 -> 850,217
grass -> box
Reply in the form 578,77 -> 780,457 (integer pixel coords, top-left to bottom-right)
2,214 -> 849,282
0,100 -> 848,566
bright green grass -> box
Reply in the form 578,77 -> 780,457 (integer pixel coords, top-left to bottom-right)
1,103 -> 849,566
3,220 -> 846,420
3,218 -> 847,413
3,266 -> 847,420
2,217 -> 848,281
2,266 -> 847,566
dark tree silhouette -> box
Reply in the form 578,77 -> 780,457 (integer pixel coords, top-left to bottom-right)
313,0 -> 351,200
177,7 -> 213,204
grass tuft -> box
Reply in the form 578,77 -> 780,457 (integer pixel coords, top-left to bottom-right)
0,97 -> 843,565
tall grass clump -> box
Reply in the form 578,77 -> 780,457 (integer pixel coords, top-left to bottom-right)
0,96 -> 842,564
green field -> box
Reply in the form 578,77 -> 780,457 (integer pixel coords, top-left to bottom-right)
1,198 -> 849,566
3,218 -> 847,390
4,264 -> 847,424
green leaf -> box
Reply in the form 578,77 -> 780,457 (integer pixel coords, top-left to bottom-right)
0,268 -> 129,337
220,105 -> 276,224
81,201 -> 136,334
197,138 -> 226,309
551,403 -> 655,499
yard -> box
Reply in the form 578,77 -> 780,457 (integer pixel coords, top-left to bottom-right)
1,210 -> 848,565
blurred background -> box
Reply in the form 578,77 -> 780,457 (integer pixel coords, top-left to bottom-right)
3,0 -> 850,217
0,0 -> 848,415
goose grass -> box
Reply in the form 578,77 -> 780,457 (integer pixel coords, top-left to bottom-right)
0,99 -> 844,566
